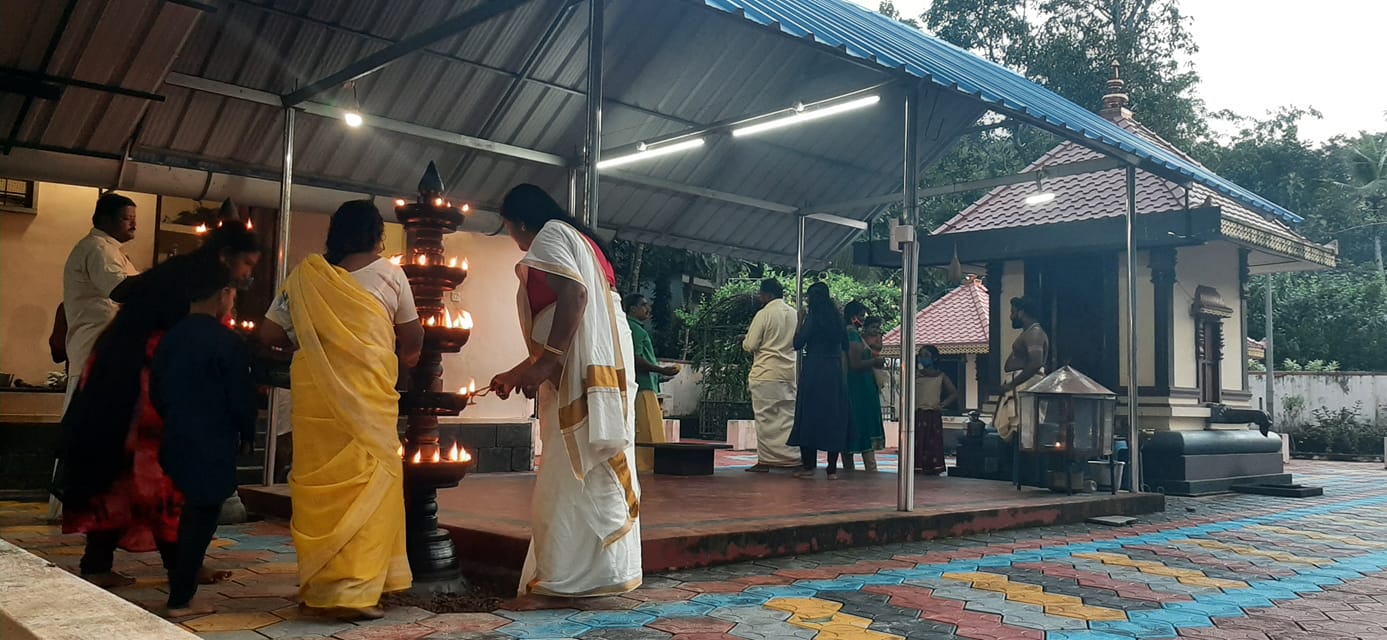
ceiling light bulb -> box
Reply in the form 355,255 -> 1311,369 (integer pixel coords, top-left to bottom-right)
596,138 -> 705,170
732,95 -> 880,138
343,110 -> 363,128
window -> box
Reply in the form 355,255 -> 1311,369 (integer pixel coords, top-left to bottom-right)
0,178 -> 36,213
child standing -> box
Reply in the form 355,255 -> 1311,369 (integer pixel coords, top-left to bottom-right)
914,345 -> 958,476
152,263 -> 257,616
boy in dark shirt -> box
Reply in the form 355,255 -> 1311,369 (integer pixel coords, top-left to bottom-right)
152,262 -> 256,617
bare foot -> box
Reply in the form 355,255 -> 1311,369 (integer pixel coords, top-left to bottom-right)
165,600 -> 216,618
197,567 -> 234,584
84,572 -> 135,588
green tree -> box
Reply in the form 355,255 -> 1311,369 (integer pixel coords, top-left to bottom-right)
1248,270 -> 1387,371
919,0 -> 1208,146
678,270 -> 901,404
1333,132 -> 1387,274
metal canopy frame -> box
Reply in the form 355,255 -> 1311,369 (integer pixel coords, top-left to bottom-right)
6,0 -> 1162,504
279,0 -> 533,107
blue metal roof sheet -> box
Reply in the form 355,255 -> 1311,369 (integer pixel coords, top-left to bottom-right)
702,0 -> 1303,224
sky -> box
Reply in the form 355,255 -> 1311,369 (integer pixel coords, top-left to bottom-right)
848,0 -> 1387,143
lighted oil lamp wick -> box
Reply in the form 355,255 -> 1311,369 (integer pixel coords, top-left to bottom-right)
388,254 -> 403,266
194,223 -> 208,234
416,254 -> 428,266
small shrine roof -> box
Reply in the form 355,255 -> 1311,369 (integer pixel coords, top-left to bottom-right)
882,276 -> 989,356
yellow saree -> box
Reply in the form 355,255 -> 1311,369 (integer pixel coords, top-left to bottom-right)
286,254 -> 411,608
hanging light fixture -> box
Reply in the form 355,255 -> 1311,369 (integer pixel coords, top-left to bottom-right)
732,95 -> 880,138
596,138 -> 705,170
1024,173 -> 1055,206
342,82 -> 364,128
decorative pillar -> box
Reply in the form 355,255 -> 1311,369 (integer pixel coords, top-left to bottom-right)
1149,247 -> 1177,395
1238,248 -> 1250,392
984,261 -> 1004,394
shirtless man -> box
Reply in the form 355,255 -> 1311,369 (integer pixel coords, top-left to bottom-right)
995,296 -> 1049,440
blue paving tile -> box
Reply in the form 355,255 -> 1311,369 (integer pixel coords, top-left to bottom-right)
742,585 -> 819,599
496,620 -> 592,639
1045,631 -> 1137,640
1088,620 -> 1178,638
1191,592 -> 1273,609
691,593 -> 771,608
633,600 -> 715,618
1162,601 -> 1246,619
854,573 -> 905,585
567,610 -> 655,629
498,609 -> 582,622
794,577 -> 865,591
1126,609 -> 1213,629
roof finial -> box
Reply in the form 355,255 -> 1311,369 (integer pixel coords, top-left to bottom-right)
1101,60 -> 1131,120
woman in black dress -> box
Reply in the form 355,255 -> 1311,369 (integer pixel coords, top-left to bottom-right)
787,282 -> 854,479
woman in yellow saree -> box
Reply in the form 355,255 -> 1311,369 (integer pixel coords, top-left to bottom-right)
489,184 -> 642,598
261,201 -> 424,619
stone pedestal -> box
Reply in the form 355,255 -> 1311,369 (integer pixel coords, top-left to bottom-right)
1142,429 -> 1288,496
726,420 -> 757,450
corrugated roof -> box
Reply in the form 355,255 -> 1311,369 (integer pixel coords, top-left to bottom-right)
931,113 -> 1332,268
0,0 -> 1305,269
882,275 -> 989,355
703,0 -> 1302,225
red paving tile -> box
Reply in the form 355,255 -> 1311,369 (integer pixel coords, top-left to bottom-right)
417,612 -> 509,632
730,575 -> 794,586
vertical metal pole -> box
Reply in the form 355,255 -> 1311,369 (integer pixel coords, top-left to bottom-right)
898,90 -> 920,512
1124,165 -> 1141,493
1264,273 -> 1275,423
567,167 -> 579,215
264,107 -> 294,486
582,0 -> 603,227
796,216 -> 806,313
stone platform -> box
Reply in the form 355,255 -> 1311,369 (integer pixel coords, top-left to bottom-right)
241,456 -> 1163,573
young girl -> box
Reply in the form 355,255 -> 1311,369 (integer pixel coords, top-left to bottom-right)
914,345 -> 958,475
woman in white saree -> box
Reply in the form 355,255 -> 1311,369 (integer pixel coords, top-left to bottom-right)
489,184 -> 642,598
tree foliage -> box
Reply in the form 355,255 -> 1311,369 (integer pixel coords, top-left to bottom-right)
1248,269 -> 1387,371
919,0 -> 1207,146
677,270 -> 901,403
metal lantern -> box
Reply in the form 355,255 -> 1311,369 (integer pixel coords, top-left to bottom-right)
1018,366 -> 1117,457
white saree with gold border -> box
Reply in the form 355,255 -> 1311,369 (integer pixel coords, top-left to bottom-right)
516,220 -> 641,597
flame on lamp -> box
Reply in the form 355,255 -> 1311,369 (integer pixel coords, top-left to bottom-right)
411,450 -> 422,464
468,379 -> 476,394
426,316 -> 437,327
459,311 -> 473,330
397,444 -> 404,457
434,197 -> 443,207
461,204 -> 470,213
245,219 -> 254,231
388,254 -> 402,266
395,199 -> 406,207
431,449 -> 441,463
194,223 -> 208,234
416,254 -> 428,266
448,257 -> 458,268
461,258 -> 469,271
448,442 -> 461,461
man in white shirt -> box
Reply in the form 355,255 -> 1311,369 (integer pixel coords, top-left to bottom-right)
61,192 -> 140,409
741,278 -> 801,471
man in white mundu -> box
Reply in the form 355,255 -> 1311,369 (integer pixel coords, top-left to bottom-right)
490,184 -> 642,598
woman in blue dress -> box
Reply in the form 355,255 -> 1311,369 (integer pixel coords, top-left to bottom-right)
787,282 -> 854,479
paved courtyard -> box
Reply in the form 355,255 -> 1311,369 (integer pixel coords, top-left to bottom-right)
3,459 -> 1386,640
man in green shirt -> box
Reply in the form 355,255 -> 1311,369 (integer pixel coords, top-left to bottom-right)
625,294 -> 679,472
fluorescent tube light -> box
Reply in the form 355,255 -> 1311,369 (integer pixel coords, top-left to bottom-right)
732,95 -> 881,137
1024,192 -> 1056,206
596,138 -> 705,170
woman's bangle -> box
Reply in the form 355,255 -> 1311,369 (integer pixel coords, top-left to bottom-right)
542,343 -> 565,358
